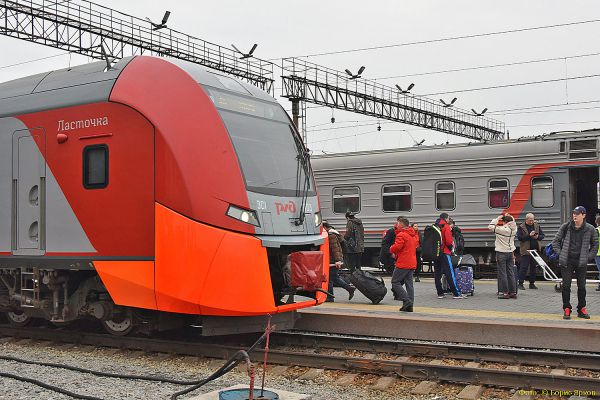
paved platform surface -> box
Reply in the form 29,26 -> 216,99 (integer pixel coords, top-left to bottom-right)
324,276 -> 600,324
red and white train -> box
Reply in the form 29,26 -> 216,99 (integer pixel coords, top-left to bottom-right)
0,56 -> 328,335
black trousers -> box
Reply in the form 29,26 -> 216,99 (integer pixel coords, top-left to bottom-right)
414,248 -> 423,278
328,266 -> 353,299
434,254 -> 459,296
345,252 -> 362,273
518,254 -> 537,284
561,265 -> 587,311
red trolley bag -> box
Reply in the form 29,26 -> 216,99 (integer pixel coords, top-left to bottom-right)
289,251 -> 326,291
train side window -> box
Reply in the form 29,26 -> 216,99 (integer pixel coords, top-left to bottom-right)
382,184 -> 412,212
531,176 -> 554,207
435,181 -> 455,211
489,179 -> 510,208
333,187 -> 360,214
83,144 -> 108,189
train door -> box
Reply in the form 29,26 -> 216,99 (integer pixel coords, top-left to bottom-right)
12,129 -> 45,256
569,167 -> 599,224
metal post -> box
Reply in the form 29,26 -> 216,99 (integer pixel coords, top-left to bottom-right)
291,99 -> 300,129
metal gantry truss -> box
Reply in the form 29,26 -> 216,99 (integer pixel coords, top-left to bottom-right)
0,0 -> 274,93
281,58 -> 505,141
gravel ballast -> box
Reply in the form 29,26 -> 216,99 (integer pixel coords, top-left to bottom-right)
0,339 -> 450,400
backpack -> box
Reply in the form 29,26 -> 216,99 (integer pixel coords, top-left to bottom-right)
544,243 -> 559,261
421,224 -> 442,262
452,227 -> 465,255
545,222 -> 568,262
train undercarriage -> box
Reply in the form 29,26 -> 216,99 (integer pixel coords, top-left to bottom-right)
0,268 -> 134,334
0,267 -> 298,336
0,267 -> 192,335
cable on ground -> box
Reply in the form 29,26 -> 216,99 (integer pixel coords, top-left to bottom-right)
0,331 -> 268,400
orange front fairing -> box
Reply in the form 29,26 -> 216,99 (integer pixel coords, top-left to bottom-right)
155,203 -> 327,316
94,261 -> 157,310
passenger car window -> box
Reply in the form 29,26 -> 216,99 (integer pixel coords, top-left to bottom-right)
83,145 -> 108,189
531,176 -> 553,207
436,181 -> 455,211
333,187 -> 360,214
382,184 -> 412,212
489,179 -> 510,208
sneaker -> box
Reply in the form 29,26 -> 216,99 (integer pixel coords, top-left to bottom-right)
347,286 -> 356,301
437,294 -> 445,299
577,308 -> 591,319
414,276 -> 421,282
509,293 -> 517,299
452,295 -> 465,299
400,301 -> 413,312
563,308 -> 571,320
517,284 -> 526,291
498,293 -> 510,299
529,283 -> 538,289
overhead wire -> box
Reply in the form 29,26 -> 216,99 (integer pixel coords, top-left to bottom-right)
290,18 -> 600,58
423,73 -> 600,96
372,50 -> 600,80
0,52 -> 69,70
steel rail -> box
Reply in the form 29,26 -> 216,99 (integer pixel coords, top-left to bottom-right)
272,331 -> 600,371
0,325 -> 598,392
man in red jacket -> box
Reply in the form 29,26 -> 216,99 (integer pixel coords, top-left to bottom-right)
434,213 -> 464,299
390,216 -> 418,312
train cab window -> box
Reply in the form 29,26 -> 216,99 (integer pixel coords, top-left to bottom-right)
83,145 -> 108,189
489,179 -> 510,208
435,181 -> 455,211
333,187 -> 360,214
531,176 -> 554,207
382,184 -> 412,212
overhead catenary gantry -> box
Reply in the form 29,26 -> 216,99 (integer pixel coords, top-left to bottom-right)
0,0 -> 274,93
281,58 -> 506,142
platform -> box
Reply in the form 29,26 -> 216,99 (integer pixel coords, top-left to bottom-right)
296,277 -> 600,352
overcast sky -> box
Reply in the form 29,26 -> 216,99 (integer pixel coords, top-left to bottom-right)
2,0 -> 600,153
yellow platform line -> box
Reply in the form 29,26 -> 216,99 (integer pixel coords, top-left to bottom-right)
318,301 -> 570,321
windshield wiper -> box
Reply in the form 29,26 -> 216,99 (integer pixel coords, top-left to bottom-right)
290,126 -> 312,226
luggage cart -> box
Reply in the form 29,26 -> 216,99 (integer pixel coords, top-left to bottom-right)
528,250 -> 600,292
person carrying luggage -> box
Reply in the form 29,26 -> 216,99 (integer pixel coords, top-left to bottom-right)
379,225 -> 396,274
389,216 -> 418,312
411,223 -> 423,282
432,213 -> 463,299
517,213 -> 545,290
344,212 -> 365,272
489,214 -> 517,299
551,206 -> 599,319
323,221 -> 356,302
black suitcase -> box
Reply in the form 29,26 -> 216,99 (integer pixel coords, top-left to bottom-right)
349,270 -> 387,304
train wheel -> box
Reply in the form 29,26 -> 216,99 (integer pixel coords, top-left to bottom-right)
101,310 -> 134,336
6,310 -> 32,327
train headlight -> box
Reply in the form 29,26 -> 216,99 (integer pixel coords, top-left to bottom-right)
226,205 -> 260,227
314,211 -> 322,227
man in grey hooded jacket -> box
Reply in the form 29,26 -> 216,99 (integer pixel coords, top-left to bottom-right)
552,206 -> 599,319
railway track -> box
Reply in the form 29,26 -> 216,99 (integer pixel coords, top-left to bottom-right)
1,324 -> 599,395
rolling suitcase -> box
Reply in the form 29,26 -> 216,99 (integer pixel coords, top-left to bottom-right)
454,254 -> 475,296
349,270 -> 387,304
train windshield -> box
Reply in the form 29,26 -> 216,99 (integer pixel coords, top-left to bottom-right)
208,88 -> 315,197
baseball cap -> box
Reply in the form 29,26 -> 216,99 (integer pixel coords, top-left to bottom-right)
572,206 -> 586,215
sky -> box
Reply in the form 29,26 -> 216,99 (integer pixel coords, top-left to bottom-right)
2,0 -> 600,154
